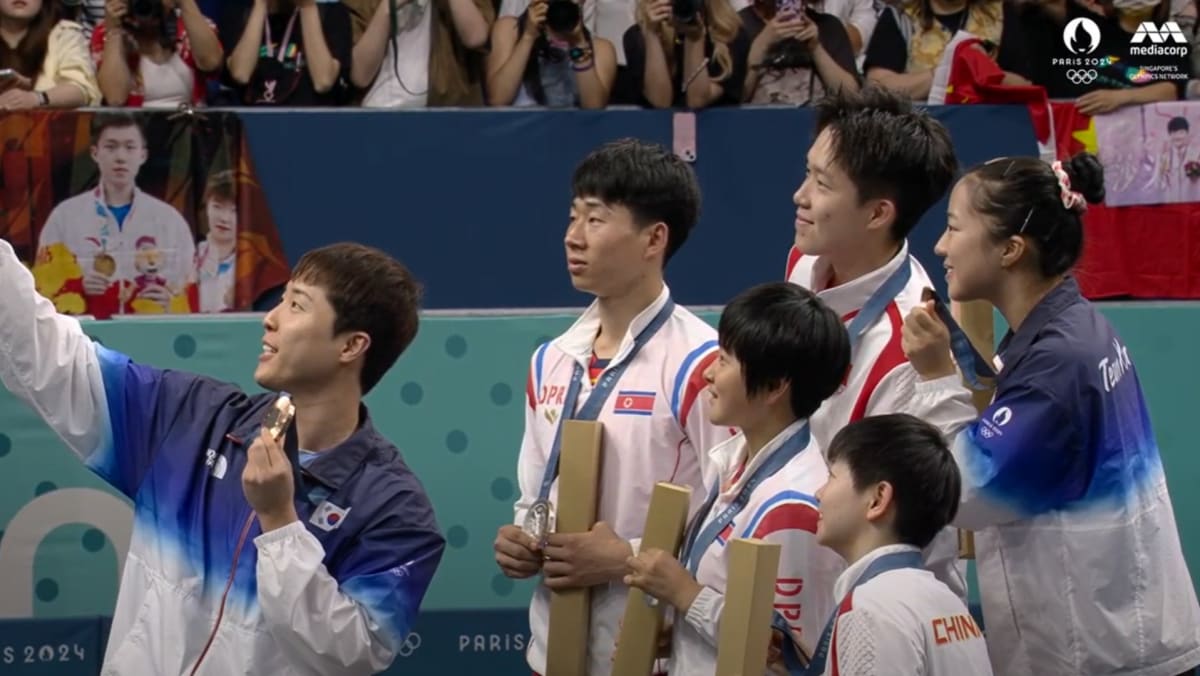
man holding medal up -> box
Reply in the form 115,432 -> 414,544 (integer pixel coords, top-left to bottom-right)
493,138 -> 733,676
0,238 -> 445,675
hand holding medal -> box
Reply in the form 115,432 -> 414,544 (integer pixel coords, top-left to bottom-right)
242,393 -> 300,531
524,498 -> 555,544
494,518 -> 545,580
84,252 -> 117,295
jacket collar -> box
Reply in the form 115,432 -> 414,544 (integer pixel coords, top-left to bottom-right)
996,276 -> 1085,369
297,404 -> 381,490
807,241 -> 910,317
707,418 -> 810,494
832,543 -> 922,601
554,283 -> 672,365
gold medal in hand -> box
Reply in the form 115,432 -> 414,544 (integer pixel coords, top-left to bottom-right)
94,253 -> 117,277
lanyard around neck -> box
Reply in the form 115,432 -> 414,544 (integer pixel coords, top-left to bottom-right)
263,9 -> 300,63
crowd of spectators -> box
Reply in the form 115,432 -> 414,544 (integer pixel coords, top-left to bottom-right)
0,0 -> 1196,111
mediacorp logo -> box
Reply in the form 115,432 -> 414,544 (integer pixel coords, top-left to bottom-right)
1130,21 -> 1190,56
1131,21 -> 1188,44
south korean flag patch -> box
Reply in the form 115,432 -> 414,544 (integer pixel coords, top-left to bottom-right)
310,500 -> 351,532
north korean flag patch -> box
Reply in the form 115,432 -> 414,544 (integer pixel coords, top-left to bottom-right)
613,391 -> 655,416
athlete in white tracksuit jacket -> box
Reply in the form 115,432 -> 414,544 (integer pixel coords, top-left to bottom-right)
492,140 -> 734,676
812,414 -> 994,676
786,86 -> 971,601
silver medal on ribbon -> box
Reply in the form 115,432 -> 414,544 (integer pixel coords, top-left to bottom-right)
523,499 -> 554,542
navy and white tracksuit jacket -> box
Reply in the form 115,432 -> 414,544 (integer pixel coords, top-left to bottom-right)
0,239 -> 446,675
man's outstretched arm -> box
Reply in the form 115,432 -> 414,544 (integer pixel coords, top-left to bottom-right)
0,238 -> 239,498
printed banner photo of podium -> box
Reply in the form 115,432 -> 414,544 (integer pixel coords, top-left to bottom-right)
545,421 -> 604,676
715,538 -> 782,676
611,482 -> 693,675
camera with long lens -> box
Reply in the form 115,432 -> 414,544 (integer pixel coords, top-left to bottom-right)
545,0 -> 580,34
672,0 -> 702,24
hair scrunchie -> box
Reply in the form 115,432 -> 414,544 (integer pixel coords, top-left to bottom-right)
1051,161 -> 1087,213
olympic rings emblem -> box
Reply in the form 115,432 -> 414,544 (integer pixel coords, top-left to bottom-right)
1067,69 -> 1098,84
397,632 -> 422,658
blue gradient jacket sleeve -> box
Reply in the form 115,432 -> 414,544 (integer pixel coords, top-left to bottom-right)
950,349 -> 1085,530
255,505 -> 445,674
88,347 -> 239,498
0,239 -> 230,499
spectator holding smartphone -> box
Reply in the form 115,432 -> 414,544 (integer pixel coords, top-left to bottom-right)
0,0 -> 100,109
623,0 -> 749,108
740,0 -> 859,104
91,0 -> 223,107
486,0 -> 617,108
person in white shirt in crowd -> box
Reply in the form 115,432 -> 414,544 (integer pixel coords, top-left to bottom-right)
492,138 -> 732,676
824,0 -> 877,55
350,0 -> 493,107
624,281 -> 851,674
37,113 -> 195,316
784,84 -> 971,601
92,0 -> 223,107
486,0 -> 617,107
902,152 -> 1200,676
810,413 -> 993,676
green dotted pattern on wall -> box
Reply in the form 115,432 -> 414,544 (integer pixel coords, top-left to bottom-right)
0,306 -> 1196,620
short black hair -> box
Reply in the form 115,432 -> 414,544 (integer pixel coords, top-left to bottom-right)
571,138 -> 701,263
1168,116 -> 1189,133
292,243 -> 423,395
963,152 -> 1105,277
90,112 -> 146,146
718,282 -> 849,420
827,414 -> 961,549
813,85 -> 958,241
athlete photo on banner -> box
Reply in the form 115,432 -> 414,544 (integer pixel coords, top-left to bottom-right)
1096,101 -> 1200,206
0,110 -> 290,319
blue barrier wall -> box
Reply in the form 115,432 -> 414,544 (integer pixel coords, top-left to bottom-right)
238,106 -> 1038,308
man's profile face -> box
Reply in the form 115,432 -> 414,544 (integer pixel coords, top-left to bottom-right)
255,279 -> 350,394
791,129 -> 876,258
91,125 -> 148,186
563,196 -> 659,298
